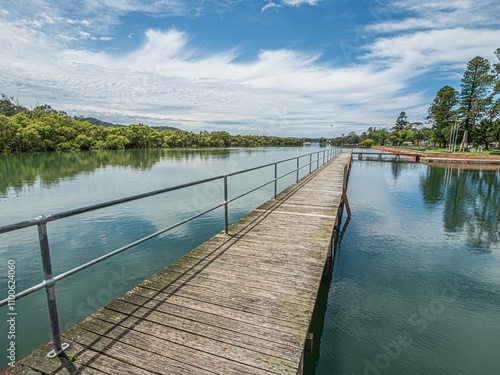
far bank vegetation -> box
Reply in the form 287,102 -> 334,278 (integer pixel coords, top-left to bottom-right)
0,99 -> 302,153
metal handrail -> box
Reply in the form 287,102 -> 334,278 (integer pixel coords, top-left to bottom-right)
0,147 -> 338,357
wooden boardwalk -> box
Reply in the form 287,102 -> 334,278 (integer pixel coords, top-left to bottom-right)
7,152 -> 352,375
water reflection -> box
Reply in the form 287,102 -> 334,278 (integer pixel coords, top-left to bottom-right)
420,166 -> 500,252
0,149 -> 161,195
0,148 -> 236,196
314,161 -> 500,375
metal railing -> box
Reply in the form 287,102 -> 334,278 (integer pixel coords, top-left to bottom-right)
0,147 -> 339,357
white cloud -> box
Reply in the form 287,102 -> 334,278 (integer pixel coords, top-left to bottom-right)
364,0 -> 499,34
261,2 -> 281,13
282,0 -> 320,6
365,28 -> 500,66
0,22 -> 433,135
78,30 -> 114,41
262,0 -> 320,12
79,31 -> 91,39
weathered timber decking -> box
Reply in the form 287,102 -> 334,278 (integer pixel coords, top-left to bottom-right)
7,152 -> 352,375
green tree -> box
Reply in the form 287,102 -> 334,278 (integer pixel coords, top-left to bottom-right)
358,139 -> 374,148
459,56 -> 495,147
394,111 -> 409,131
474,119 -> 495,149
0,94 -> 29,117
426,86 -> 459,146
344,131 -> 359,145
490,48 -> 500,120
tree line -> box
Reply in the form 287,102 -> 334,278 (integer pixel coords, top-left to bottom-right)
0,96 -> 302,153
331,49 -> 500,149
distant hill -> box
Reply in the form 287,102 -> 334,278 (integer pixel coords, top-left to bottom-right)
82,117 -> 125,128
149,125 -> 182,132
83,117 -> 181,132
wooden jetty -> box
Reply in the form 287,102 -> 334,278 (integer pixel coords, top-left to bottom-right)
353,152 -> 421,162
6,153 -> 352,375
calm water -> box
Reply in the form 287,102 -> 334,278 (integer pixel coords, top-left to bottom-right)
0,145 -> 329,368
1,148 -> 499,373
310,156 -> 500,374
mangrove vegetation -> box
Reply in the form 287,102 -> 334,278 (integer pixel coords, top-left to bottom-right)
0,97 -> 303,153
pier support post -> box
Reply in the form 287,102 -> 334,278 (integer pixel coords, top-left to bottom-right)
358,153 -> 362,160
324,228 -> 337,277
274,162 -> 277,199
37,217 -> 69,358
224,174 -> 229,235
297,353 -> 304,375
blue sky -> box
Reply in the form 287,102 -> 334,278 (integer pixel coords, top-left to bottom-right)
1,0 -> 499,137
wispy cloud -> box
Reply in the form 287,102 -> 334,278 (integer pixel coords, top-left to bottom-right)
79,30 -> 114,40
262,0 -> 320,12
364,0 -> 499,34
0,23 -> 430,135
282,0 -> 321,6
261,2 -> 281,13
0,0 -> 499,137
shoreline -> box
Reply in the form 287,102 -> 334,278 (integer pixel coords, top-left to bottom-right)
371,146 -> 500,165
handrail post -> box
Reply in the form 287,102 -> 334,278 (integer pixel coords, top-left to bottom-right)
36,216 -> 68,358
317,152 -> 319,169
296,157 -> 299,183
274,162 -> 277,199
224,174 -> 229,235
309,154 -> 312,174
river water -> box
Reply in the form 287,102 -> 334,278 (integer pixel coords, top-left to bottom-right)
1,147 -> 499,373
310,153 -> 500,375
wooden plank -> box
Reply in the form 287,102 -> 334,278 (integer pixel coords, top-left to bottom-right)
63,326 -> 219,375
102,299 -> 304,352
73,317 -> 292,374
118,289 -> 305,340
7,340 -> 114,375
128,282 -> 315,326
94,308 -> 300,361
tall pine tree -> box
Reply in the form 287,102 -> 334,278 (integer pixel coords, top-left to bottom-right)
459,56 -> 494,147
490,48 -> 500,119
394,111 -> 409,131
